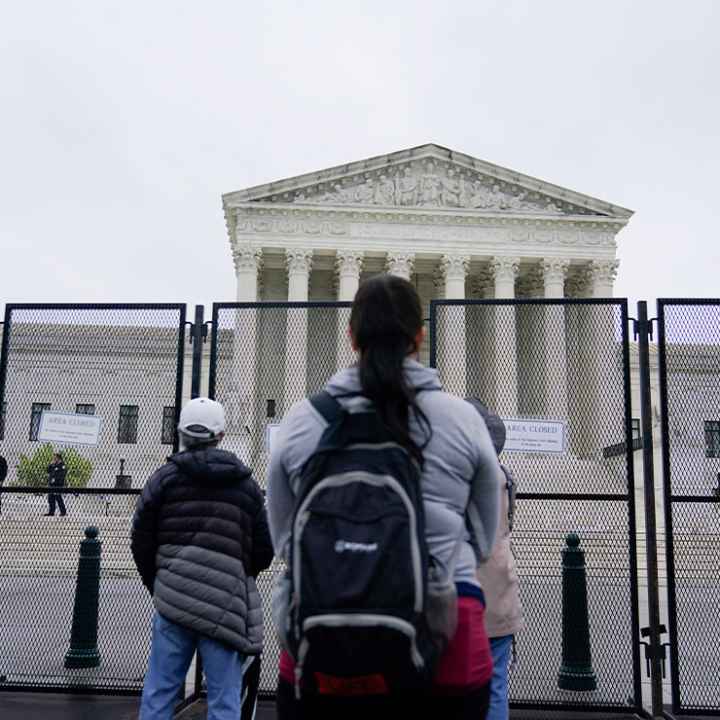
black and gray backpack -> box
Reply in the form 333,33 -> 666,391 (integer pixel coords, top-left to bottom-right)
285,391 -> 446,696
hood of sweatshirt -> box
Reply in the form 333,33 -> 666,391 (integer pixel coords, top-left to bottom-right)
169,447 -> 252,484
325,358 -> 443,398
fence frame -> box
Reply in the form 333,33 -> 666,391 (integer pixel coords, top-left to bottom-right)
429,297 -> 645,716
657,298 -> 720,717
0,302 -> 189,697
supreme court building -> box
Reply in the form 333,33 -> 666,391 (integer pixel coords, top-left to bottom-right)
219,144 -> 633,453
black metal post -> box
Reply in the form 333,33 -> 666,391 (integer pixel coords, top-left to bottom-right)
558,532 -> 597,691
65,526 -> 102,669
635,301 -> 666,717
190,305 -> 205,399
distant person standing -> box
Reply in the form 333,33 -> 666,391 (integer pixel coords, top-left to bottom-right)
45,452 -> 67,517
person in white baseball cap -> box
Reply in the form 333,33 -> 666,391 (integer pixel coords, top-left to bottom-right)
177,397 -> 226,447
132,396 -> 273,719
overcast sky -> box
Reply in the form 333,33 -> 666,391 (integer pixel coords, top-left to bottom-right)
1,0 -> 718,314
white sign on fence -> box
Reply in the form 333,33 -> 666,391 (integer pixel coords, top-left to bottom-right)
503,418 -> 567,455
38,411 -> 102,447
265,423 -> 282,453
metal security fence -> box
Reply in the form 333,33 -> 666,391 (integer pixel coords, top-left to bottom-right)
430,299 -> 642,714
0,304 -> 187,487
0,304 -> 187,694
657,300 -> 720,716
0,487 -> 151,692
208,301 -> 353,694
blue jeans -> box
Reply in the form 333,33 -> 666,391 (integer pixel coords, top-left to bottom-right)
140,612 -> 245,720
487,635 -> 513,720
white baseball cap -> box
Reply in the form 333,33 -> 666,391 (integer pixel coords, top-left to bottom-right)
178,398 -> 226,440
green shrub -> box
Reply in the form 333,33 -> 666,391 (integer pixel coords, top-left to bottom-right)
16,444 -> 93,488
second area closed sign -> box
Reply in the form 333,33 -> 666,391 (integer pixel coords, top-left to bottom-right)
503,418 -> 567,455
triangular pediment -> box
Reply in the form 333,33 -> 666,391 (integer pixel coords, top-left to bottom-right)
223,144 -> 633,219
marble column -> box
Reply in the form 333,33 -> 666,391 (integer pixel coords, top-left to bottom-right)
586,259 -> 621,452
438,254 -> 470,396
386,251 -> 415,280
335,250 -> 363,369
541,259 -> 570,420
490,256 -> 520,417
516,269 -> 545,417
465,270 -> 494,405
283,249 -> 313,414
230,247 -> 262,462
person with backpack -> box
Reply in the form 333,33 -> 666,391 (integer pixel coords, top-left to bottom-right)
466,400 -> 524,720
131,397 -> 274,720
267,274 -> 502,719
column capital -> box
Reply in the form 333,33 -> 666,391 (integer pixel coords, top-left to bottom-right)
517,269 -> 545,298
490,256 -> 521,283
439,253 -> 471,282
286,248 -> 314,276
541,258 -> 571,284
386,251 -> 415,278
336,249 -> 364,278
565,271 -> 589,298
469,269 -> 494,299
586,259 -> 619,285
233,246 -> 262,274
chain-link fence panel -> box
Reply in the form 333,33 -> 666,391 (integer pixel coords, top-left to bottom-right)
0,304 -> 186,693
0,488 -> 153,691
657,300 -> 720,714
208,302 -> 353,694
0,304 -> 187,490
431,299 -> 642,712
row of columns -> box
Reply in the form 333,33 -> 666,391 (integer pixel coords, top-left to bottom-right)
231,246 -> 619,455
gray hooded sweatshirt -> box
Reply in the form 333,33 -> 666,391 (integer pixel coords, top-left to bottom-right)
267,359 -> 502,587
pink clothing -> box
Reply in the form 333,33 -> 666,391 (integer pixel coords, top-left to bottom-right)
278,595 -> 493,692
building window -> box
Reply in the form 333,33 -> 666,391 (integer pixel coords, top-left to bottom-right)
161,406 -> 176,445
29,403 -> 51,441
704,421 -> 720,458
632,418 -> 641,441
118,405 -> 139,444
76,404 -> 95,416
266,399 -> 276,419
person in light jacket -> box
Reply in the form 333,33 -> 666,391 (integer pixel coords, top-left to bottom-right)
467,400 -> 524,720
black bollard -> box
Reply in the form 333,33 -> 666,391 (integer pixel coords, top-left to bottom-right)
64,526 -> 102,669
557,532 -> 597,691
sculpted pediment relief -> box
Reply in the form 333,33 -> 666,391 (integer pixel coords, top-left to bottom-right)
250,159 -> 604,216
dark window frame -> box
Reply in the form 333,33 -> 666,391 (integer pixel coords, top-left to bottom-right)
75,404 -> 96,416
161,406 -> 176,445
118,405 -> 139,445
29,403 -> 51,442
705,420 -> 720,459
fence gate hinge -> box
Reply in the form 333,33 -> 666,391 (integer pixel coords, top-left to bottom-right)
640,624 -> 668,678
631,316 -> 657,342
187,321 -> 211,345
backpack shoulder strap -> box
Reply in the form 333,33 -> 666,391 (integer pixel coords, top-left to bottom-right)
309,391 -> 344,425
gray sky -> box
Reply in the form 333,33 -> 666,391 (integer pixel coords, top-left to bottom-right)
1,0 -> 718,314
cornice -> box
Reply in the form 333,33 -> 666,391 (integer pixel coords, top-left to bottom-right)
231,203 -> 627,233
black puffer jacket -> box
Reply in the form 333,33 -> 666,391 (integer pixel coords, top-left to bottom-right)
130,448 -> 273,654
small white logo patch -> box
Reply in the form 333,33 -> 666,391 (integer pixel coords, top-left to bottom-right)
334,540 -> 378,553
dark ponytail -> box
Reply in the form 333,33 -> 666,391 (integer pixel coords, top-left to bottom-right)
349,275 -> 432,466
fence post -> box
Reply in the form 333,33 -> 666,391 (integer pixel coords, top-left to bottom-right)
558,532 -> 597,691
635,301 -> 666,718
64,526 -> 102,669
190,305 -> 205,399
